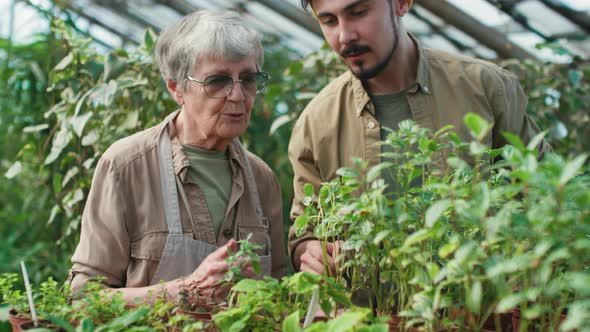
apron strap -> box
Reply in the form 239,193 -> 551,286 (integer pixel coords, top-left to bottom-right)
234,138 -> 264,222
157,111 -> 183,235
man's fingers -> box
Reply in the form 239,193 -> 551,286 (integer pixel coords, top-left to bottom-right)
300,251 -> 325,274
308,242 -> 335,268
300,261 -> 324,274
326,242 -> 334,255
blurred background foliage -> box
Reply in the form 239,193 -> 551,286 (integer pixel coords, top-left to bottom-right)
0,1 -> 588,289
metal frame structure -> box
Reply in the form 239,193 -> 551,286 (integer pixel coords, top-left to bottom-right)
56,0 -> 589,61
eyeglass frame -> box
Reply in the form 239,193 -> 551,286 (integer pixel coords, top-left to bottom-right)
185,71 -> 270,99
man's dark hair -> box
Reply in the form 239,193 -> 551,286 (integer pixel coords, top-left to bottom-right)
301,0 -> 395,11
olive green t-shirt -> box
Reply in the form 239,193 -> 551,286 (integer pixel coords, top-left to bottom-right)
371,87 -> 413,197
182,144 -> 232,237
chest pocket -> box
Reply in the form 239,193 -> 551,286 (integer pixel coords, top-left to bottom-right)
128,230 -> 192,286
236,217 -> 271,256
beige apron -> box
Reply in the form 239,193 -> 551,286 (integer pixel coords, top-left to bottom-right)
150,111 -> 272,285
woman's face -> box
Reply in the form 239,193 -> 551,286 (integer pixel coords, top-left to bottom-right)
178,55 -> 259,147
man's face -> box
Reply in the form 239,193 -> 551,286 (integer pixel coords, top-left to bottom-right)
313,0 -> 400,80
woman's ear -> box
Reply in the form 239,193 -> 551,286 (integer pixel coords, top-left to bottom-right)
166,79 -> 184,105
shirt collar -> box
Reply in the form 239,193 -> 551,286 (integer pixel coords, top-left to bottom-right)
350,32 -> 432,117
163,112 -> 245,182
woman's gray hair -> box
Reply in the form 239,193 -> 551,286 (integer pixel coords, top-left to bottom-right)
155,10 -> 263,91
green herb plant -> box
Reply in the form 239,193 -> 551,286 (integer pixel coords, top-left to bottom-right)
214,272 -> 352,332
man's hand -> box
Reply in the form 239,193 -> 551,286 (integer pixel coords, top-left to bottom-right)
299,240 -> 338,275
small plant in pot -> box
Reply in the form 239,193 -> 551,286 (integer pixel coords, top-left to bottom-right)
398,114 -> 590,332
213,271 -> 352,331
1,273 -> 30,331
1,273 -> 71,331
294,120 -> 458,327
294,114 -> 590,332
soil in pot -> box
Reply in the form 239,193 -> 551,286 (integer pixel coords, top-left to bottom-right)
18,320 -> 62,331
177,303 -> 225,322
8,309 -> 31,332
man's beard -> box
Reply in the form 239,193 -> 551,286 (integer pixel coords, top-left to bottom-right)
343,6 -> 399,80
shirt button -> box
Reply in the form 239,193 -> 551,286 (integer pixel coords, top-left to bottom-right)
223,229 -> 232,238
367,122 -> 376,129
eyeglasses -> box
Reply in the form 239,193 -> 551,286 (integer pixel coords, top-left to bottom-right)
185,72 -> 270,99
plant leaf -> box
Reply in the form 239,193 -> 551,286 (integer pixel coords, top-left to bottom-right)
559,154 -> 588,186
269,114 -> 293,135
44,127 -> 71,165
303,183 -> 315,197
367,162 -> 394,183
464,113 -> 491,140
502,132 -> 526,152
23,124 -> 49,133
70,112 -> 93,137
103,52 -> 128,82
496,293 -> 525,313
282,311 -> 301,332
326,310 -> 368,332
526,131 -> 547,151
467,281 -> 482,314
54,52 -> 73,71
403,229 -> 433,247
425,200 -> 450,228
4,161 -> 22,179
82,130 -> 99,146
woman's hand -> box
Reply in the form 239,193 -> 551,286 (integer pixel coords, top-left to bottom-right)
188,239 -> 248,302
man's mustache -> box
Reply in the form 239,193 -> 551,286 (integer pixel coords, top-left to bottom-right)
340,44 -> 371,58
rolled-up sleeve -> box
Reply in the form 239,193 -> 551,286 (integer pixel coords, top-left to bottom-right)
491,69 -> 551,156
287,115 -> 321,271
251,153 -> 288,279
69,155 -> 129,293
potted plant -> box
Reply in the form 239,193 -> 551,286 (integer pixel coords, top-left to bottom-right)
294,120 -> 458,329
294,113 -> 590,332
213,271 -> 352,331
1,273 -> 71,332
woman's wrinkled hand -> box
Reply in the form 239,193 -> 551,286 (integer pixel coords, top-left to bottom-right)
186,239 -> 254,302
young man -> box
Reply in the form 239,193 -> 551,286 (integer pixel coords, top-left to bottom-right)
288,0 -> 549,274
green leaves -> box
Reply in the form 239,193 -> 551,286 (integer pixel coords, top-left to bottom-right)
559,154 -> 587,186
4,161 -> 22,179
464,113 -> 492,141
425,200 -> 451,228
303,183 -> 315,197
54,52 -> 73,71
44,126 -> 71,165
466,281 -> 482,315
282,311 -> 301,332
142,29 -> 157,53
103,52 -> 128,82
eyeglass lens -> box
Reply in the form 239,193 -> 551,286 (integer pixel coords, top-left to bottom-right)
203,72 -> 268,98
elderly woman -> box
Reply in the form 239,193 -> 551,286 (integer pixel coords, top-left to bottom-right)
69,10 -> 287,302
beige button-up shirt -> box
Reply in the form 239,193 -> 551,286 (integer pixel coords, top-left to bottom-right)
70,113 -> 287,292
288,36 -> 550,269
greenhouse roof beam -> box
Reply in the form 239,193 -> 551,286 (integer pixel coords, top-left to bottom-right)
538,0 -> 590,34
415,0 -> 538,59
485,0 -> 553,41
252,0 -> 322,37
410,6 -> 470,53
105,2 -> 162,34
153,0 -> 198,16
62,3 -> 138,46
